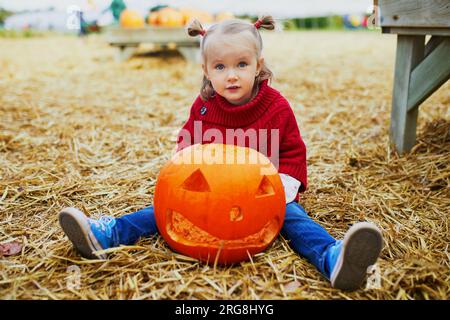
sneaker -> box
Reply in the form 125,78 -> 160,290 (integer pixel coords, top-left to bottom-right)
328,222 -> 383,291
58,207 -> 117,259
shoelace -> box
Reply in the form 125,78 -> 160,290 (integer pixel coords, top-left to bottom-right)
90,216 -> 116,238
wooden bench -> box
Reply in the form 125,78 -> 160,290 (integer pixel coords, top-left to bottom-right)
104,26 -> 201,63
378,0 -> 450,153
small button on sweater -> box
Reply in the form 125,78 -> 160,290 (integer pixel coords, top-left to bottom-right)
176,80 -> 308,201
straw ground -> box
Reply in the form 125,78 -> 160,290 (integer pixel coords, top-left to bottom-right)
0,30 -> 448,299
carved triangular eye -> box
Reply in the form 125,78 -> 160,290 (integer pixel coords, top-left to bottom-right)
181,169 -> 211,192
255,175 -> 275,198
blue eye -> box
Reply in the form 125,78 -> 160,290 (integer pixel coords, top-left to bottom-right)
238,62 -> 248,68
215,64 -> 225,70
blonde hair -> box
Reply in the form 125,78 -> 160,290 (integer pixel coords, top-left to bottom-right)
187,16 -> 275,101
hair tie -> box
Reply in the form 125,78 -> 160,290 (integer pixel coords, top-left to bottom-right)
254,19 -> 263,29
199,29 -> 207,36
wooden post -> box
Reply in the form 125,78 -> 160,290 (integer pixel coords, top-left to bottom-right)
390,35 -> 425,153
115,46 -> 136,62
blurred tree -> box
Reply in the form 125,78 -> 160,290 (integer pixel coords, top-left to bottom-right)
289,16 -> 344,30
0,8 -> 12,26
283,19 -> 297,30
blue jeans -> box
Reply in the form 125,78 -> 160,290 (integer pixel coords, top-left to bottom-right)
114,202 -> 337,278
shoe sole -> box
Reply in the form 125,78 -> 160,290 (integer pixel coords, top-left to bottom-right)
330,222 -> 383,291
59,207 -> 106,259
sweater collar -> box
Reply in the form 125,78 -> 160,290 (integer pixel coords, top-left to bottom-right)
204,80 -> 279,127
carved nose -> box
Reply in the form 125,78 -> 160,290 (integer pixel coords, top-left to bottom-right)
229,206 -> 243,222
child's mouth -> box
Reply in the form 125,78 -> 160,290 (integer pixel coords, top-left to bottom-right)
227,86 -> 240,91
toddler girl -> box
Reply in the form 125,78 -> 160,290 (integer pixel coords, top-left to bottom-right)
59,16 -> 383,291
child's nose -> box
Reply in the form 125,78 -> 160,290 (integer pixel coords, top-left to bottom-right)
227,69 -> 238,81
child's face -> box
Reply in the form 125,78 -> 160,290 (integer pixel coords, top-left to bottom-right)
203,34 -> 264,105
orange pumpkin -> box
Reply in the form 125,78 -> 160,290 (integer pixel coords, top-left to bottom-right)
119,9 -> 145,28
147,12 -> 159,26
180,8 -> 214,25
156,7 -> 184,27
154,144 -> 286,265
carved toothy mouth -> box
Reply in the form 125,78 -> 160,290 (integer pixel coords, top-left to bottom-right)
166,210 -> 279,249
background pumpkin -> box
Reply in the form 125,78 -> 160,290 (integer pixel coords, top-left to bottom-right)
147,12 -> 159,26
154,144 -> 286,265
119,9 -> 145,28
156,7 -> 185,27
180,8 -> 214,25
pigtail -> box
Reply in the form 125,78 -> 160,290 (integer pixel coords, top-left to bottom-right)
187,18 -> 212,100
253,15 -> 274,87
255,15 -> 275,31
186,19 -> 206,37
200,76 -> 215,101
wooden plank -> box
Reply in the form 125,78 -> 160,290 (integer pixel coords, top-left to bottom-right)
407,37 -> 450,111
382,27 -> 450,36
105,26 -> 200,46
390,35 -> 425,153
110,41 -> 198,47
379,0 -> 450,28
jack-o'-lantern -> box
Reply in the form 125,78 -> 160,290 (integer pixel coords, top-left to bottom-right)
154,144 -> 286,265
120,9 -> 145,28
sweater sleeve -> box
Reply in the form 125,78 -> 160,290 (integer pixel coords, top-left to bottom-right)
277,105 -> 308,193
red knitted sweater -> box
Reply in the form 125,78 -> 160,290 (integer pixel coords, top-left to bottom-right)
176,80 -> 308,199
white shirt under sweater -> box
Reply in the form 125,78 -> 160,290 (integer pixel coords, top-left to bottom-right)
280,173 -> 301,203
